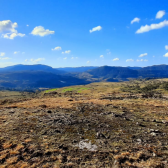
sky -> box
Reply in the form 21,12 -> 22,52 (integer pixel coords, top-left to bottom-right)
0,0 -> 168,68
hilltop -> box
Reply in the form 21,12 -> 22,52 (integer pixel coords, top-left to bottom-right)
0,79 -> 168,167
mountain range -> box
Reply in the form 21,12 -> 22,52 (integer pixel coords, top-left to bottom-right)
0,64 -> 168,90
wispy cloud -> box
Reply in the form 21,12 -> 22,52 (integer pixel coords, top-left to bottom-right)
3,32 -> 25,39
62,50 -> 71,54
52,46 -> 62,51
63,57 -> 67,60
0,57 -> 10,60
89,26 -> 102,33
136,20 -> 168,34
14,51 -> 19,54
156,10 -> 166,19
26,58 -> 45,63
137,59 -> 148,62
112,58 -> 119,61
87,61 -> 90,64
139,53 -> 147,57
164,52 -> 168,57
165,45 -> 168,50
0,52 -> 5,56
100,55 -> 104,58
31,26 -> 55,36
126,59 -> 134,62
131,17 -> 140,24
71,57 -> 78,59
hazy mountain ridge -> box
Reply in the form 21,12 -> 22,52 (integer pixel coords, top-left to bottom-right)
87,66 -> 138,79
0,64 -> 65,74
56,66 -> 98,73
1,64 -> 168,90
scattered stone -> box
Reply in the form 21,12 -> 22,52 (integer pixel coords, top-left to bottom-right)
75,140 -> 97,151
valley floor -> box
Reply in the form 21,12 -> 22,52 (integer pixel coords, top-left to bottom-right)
0,80 -> 168,167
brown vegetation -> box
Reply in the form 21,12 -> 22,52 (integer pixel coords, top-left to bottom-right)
0,79 -> 168,167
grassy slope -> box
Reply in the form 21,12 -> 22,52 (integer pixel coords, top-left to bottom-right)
0,79 -> 168,167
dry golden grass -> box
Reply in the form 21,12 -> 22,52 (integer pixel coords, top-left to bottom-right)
6,156 -> 18,164
15,144 -> 24,151
24,138 -> 32,143
0,153 -> 8,161
1,80 -> 168,167
3,143 -> 12,149
9,149 -> 20,155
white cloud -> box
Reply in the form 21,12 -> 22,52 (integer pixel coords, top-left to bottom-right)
126,59 -> 134,62
137,59 -> 148,62
156,10 -> 166,19
100,55 -> 104,58
26,25 -> 29,27
89,26 -> 102,33
87,61 -> 90,64
131,17 -> 140,24
136,20 -> 168,34
0,57 -> 10,60
165,45 -> 168,50
30,58 -> 45,63
0,20 -> 25,39
62,50 -> 71,54
63,57 -> 67,60
113,58 -> 119,61
2,32 -> 25,39
0,52 -> 5,56
52,46 -> 62,51
139,53 -> 147,57
25,58 -> 45,63
14,51 -> 19,54
31,26 -> 55,36
65,50 -> 71,54
71,57 -> 74,59
164,52 -> 168,57
0,20 -> 17,32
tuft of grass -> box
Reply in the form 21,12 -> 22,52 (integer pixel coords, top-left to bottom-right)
6,156 -> 18,164
45,88 -> 57,93
77,87 -> 89,93
3,143 -> 12,149
62,88 -> 74,92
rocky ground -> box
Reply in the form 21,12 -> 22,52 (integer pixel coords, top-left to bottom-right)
0,81 -> 168,167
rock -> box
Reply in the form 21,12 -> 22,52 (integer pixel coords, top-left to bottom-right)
151,132 -> 156,136
137,139 -> 142,143
9,110 -> 15,113
75,140 -> 97,151
96,132 -> 106,139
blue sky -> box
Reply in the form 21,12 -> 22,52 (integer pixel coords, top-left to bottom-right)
0,0 -> 168,68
